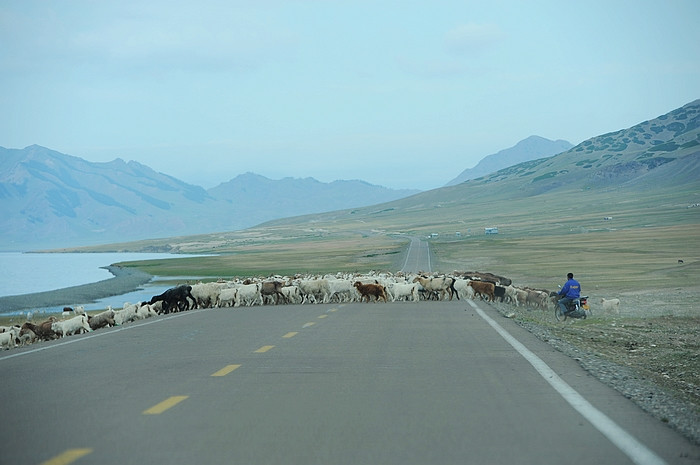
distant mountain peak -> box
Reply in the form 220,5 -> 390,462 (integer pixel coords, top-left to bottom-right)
461,99 -> 700,194
445,136 -> 573,186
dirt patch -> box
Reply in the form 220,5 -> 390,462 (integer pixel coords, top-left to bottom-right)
552,316 -> 699,404
491,286 -> 700,445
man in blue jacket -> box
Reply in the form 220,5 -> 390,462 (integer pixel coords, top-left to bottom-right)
558,272 -> 581,316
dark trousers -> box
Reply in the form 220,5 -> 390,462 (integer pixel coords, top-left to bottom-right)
558,297 -> 574,314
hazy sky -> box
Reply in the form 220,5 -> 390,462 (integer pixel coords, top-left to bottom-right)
1,1 -> 698,190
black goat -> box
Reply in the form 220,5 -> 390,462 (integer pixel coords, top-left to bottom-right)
149,285 -> 196,314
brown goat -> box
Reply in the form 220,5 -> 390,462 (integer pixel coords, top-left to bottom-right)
467,280 -> 495,302
260,280 -> 287,305
21,318 -> 58,341
353,281 -> 388,303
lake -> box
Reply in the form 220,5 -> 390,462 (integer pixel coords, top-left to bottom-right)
0,252 -> 207,316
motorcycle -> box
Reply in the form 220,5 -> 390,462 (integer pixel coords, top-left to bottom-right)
555,295 -> 590,321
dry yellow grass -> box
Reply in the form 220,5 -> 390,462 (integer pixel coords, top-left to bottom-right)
432,224 -> 699,293
116,234 -> 407,278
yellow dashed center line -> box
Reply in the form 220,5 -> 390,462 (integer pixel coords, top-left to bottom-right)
254,345 -> 275,353
41,449 -> 93,465
44,303 -> 341,461
211,364 -> 241,377
143,395 -> 189,415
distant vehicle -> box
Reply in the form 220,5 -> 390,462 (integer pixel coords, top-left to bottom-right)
485,227 -> 498,235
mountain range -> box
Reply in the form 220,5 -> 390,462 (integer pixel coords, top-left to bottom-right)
2,99 -> 698,251
260,99 -> 699,230
0,147 -> 421,250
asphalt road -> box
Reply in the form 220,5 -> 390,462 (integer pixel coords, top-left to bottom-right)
400,237 -> 432,273
2,300 -> 698,465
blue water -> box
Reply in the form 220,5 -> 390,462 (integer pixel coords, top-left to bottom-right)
0,252 -> 208,316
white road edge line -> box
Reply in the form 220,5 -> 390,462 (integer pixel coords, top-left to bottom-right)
0,309 -> 206,361
469,300 -> 668,465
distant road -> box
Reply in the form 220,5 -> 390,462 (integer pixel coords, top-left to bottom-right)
2,301 -> 695,464
400,236 -> 431,273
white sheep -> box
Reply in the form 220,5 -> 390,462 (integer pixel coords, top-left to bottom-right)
294,279 -> 331,304
452,279 -> 475,300
218,288 -> 238,307
280,285 -> 302,304
233,283 -> 263,307
526,289 -> 549,309
412,275 -> 456,300
388,282 -> 421,302
0,328 -> 19,350
149,301 -> 164,314
600,298 -> 621,314
327,278 -> 357,303
89,309 -> 116,330
51,315 -> 92,338
114,303 -> 141,325
135,304 -> 158,320
502,285 -> 519,305
191,282 -> 222,308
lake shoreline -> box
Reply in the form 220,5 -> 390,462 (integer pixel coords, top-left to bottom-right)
0,266 -> 153,313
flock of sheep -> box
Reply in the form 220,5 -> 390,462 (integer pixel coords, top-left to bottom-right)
0,270 -> 620,351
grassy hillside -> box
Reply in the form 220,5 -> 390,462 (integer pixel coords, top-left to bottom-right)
57,178 -> 699,294
54,101 -> 700,295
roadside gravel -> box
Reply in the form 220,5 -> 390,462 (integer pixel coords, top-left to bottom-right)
489,289 -> 700,446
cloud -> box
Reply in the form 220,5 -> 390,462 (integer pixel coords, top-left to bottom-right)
444,23 -> 505,55
0,2 -> 297,75
395,56 -> 471,78
73,14 -> 296,73
394,22 -> 505,78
